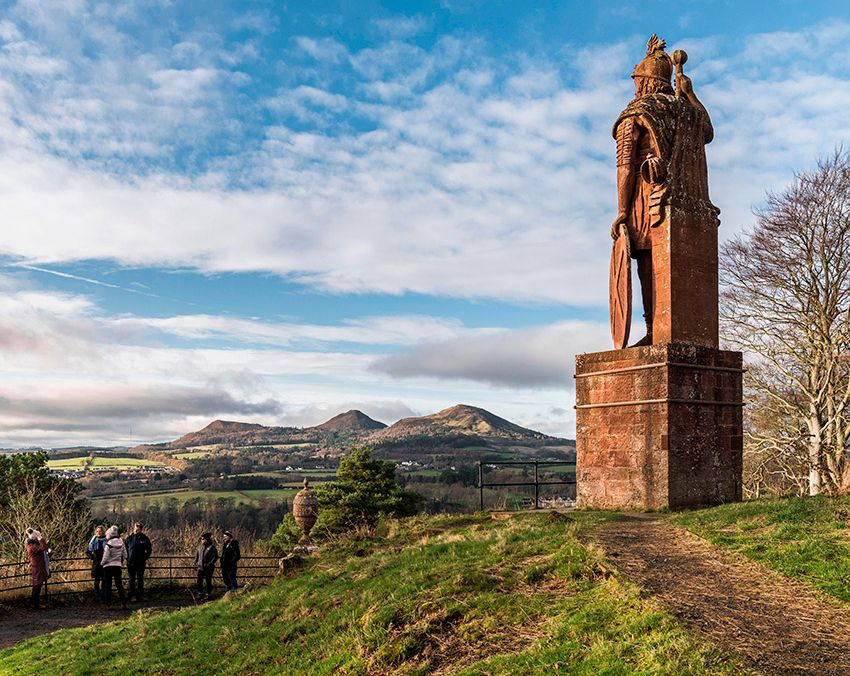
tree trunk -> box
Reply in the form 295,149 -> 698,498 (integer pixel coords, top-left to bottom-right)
808,412 -> 822,496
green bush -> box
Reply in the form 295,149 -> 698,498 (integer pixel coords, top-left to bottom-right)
313,447 -> 422,534
265,512 -> 304,552
267,447 -> 422,552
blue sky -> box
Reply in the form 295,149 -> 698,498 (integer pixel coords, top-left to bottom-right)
1,0 -> 849,446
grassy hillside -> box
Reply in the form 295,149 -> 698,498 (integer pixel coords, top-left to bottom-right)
0,512 -> 741,675
674,496 -> 850,604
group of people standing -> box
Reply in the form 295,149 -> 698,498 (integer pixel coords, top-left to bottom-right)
24,524 -> 241,609
86,522 -> 152,609
196,530 -> 241,599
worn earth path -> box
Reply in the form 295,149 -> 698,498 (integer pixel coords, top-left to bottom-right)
593,514 -> 850,675
0,594 -> 197,650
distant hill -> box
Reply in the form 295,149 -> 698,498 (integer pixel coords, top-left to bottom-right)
314,410 -> 387,433
135,419 -> 304,452
133,405 -> 571,455
369,404 -> 550,442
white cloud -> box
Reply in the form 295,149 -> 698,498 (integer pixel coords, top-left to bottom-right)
117,313 -> 468,348
373,320 -> 609,387
0,18 -> 845,306
0,14 -> 848,444
0,380 -> 283,447
149,67 -> 228,103
373,16 -> 430,40
0,278 -> 585,444
0,20 -> 23,42
294,36 -> 347,62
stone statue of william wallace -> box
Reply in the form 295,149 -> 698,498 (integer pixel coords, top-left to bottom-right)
609,35 -> 718,348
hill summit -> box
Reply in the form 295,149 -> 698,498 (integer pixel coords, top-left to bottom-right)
314,410 -> 387,432
202,420 -> 265,433
149,419 -> 300,450
371,404 -> 548,441
133,404 -> 570,455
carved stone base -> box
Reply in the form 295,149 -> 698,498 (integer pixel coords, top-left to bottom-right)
575,343 -> 743,510
292,543 -> 319,555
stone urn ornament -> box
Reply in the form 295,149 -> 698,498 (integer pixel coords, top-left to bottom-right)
292,477 -> 319,547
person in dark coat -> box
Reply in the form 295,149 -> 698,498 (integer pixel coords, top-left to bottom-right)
86,525 -> 107,602
25,529 -> 49,609
220,530 -> 241,592
195,532 -> 218,599
124,522 -> 152,601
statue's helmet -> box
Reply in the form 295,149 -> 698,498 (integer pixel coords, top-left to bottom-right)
631,34 -> 672,84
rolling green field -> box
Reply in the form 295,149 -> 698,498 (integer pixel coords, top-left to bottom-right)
546,464 -> 577,474
0,511 -> 743,674
48,456 -> 164,470
91,487 -> 300,507
172,451 -> 212,460
401,469 -> 443,477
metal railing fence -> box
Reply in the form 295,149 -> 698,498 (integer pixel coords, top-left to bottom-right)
478,460 -> 576,511
0,554 -> 280,600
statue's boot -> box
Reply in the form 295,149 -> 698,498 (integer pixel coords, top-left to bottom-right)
630,314 -> 653,347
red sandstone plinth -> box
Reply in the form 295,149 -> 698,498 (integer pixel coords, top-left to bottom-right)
651,200 -> 720,348
575,343 -> 743,510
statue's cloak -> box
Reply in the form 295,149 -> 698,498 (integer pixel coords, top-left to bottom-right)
613,93 -> 718,231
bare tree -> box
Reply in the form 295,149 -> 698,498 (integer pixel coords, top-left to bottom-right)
740,385 -> 809,498
722,151 -> 850,496
0,475 -> 92,563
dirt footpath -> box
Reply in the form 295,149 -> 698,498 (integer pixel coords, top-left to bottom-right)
594,514 -> 850,675
0,593 -> 198,650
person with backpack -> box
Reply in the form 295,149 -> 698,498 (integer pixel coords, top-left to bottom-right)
25,529 -> 49,609
86,525 -> 107,602
194,532 -> 218,599
100,525 -> 128,610
220,530 -> 241,592
124,522 -> 152,602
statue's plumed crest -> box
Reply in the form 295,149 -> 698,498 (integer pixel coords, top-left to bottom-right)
646,34 -> 666,56
632,33 -> 672,83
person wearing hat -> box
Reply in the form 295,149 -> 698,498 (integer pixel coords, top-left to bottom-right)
100,525 -> 128,610
220,530 -> 241,592
194,532 -> 218,599
25,529 -> 50,609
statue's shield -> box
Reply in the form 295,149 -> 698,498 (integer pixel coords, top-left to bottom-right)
609,225 -> 632,349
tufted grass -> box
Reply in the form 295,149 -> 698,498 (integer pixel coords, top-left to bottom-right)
0,511 -> 742,675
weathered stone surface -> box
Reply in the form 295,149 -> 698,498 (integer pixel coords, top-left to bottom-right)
577,36 -> 740,510
609,35 -> 718,349
650,201 -> 719,348
293,478 -> 319,545
575,344 -> 743,510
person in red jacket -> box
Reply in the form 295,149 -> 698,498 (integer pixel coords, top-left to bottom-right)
25,528 -> 50,609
